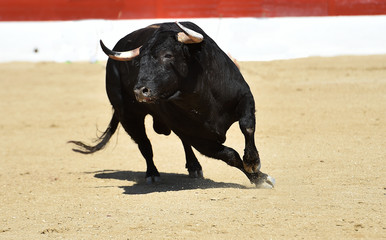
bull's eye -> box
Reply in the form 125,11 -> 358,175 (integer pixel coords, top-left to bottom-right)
160,51 -> 174,63
164,53 -> 173,59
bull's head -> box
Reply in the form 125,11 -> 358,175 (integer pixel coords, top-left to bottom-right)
100,22 -> 204,103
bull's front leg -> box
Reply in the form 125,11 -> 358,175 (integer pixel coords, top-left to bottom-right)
182,140 -> 203,178
238,93 -> 261,173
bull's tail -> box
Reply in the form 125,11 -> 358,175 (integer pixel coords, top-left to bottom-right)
68,113 -> 119,154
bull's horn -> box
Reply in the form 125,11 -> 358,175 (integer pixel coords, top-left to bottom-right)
100,40 -> 141,61
176,22 -> 204,44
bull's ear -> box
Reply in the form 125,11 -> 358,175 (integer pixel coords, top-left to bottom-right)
176,22 -> 204,44
100,40 -> 141,61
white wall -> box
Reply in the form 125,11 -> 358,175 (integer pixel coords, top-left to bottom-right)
1,16 -> 386,62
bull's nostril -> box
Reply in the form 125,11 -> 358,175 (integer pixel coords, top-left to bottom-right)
141,87 -> 150,96
134,86 -> 152,101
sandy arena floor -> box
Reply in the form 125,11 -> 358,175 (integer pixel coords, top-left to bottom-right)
0,55 -> 385,239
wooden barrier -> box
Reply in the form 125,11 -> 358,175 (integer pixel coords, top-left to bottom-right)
1,0 -> 386,21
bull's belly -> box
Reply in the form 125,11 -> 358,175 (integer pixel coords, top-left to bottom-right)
158,110 -> 230,145
149,100 -> 234,145
173,121 -> 226,144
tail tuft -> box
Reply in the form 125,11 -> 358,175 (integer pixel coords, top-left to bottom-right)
68,114 -> 119,154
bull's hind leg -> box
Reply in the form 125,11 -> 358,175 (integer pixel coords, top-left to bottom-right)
194,141 -> 274,188
213,145 -> 274,188
120,116 -> 160,183
237,93 -> 261,173
182,141 -> 203,178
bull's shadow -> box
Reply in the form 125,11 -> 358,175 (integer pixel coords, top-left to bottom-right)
90,170 -> 247,195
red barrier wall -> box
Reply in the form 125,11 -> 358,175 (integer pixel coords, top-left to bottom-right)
1,0 -> 386,21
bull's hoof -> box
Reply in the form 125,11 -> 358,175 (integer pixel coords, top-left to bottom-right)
146,176 -> 161,184
249,172 -> 275,189
255,175 -> 275,189
189,170 -> 204,179
243,161 -> 261,173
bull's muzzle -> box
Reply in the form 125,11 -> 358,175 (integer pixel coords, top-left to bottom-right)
134,86 -> 154,103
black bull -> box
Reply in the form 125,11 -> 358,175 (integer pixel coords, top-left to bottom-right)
69,22 -> 274,188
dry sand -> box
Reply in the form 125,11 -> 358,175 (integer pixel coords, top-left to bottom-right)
0,55 -> 385,239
